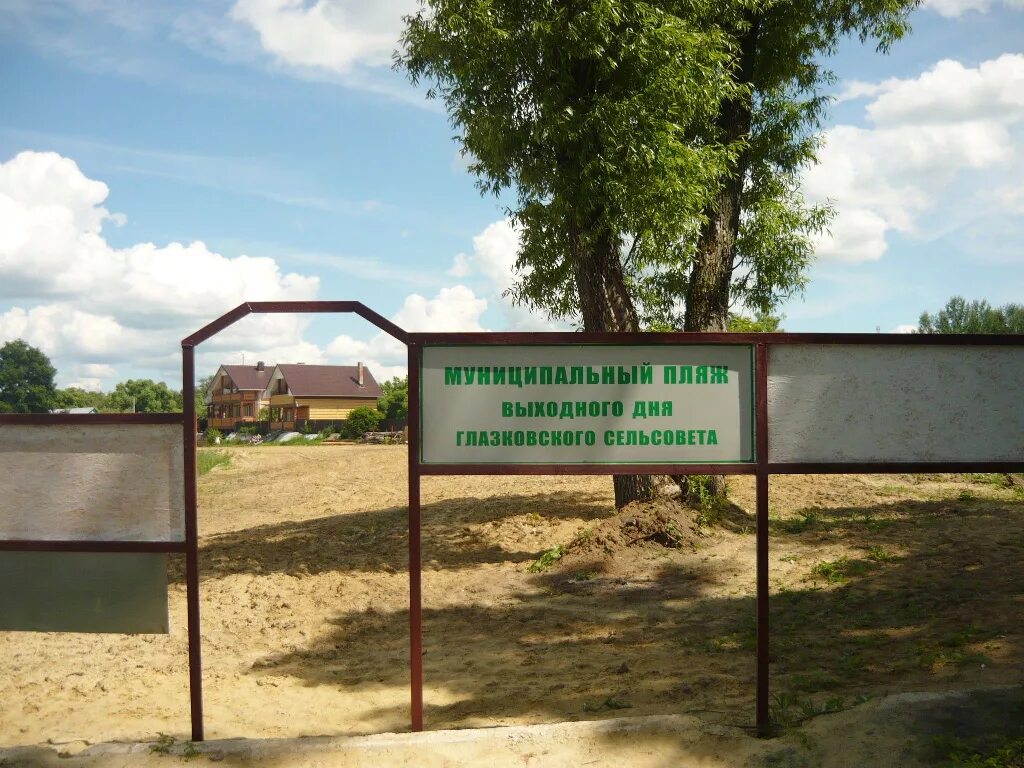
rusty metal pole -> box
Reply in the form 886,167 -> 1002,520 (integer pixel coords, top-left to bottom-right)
755,342 -> 770,736
407,341 -> 423,731
182,344 -> 205,742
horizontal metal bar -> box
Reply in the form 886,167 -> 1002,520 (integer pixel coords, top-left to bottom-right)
0,413 -> 184,425
411,332 -> 1024,346
0,540 -> 188,553
418,463 -> 758,476
767,461 -> 1024,474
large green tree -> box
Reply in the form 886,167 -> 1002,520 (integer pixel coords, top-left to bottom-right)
918,297 -> 1024,335
399,0 -> 914,505
107,379 -> 183,413
0,339 -> 57,413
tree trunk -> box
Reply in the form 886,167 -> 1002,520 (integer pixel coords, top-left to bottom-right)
681,16 -> 760,502
569,218 -> 655,508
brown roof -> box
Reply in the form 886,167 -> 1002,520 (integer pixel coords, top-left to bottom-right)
277,364 -> 382,398
223,364 -> 274,392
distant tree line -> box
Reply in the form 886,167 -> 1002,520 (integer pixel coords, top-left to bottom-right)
0,339 -> 188,415
918,297 -> 1024,335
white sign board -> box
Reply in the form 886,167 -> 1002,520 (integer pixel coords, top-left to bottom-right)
420,345 -> 754,465
0,423 -> 185,541
768,344 -> 1024,463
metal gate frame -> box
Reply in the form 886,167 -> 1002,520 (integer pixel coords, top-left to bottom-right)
177,301 -> 1023,740
2,302 -> 1020,743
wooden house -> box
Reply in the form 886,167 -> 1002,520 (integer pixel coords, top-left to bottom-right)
262,362 -> 382,430
205,362 -> 273,430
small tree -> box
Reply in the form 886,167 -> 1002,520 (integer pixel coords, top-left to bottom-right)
377,375 -> 409,421
344,406 -> 384,439
0,339 -> 57,413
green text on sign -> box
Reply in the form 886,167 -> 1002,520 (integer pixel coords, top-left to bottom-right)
420,345 -> 754,465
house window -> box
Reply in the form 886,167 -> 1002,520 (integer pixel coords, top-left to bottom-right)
244,404 -> 252,417
277,378 -> 288,394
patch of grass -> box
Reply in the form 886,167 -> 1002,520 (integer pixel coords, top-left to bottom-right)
916,627 -> 993,670
197,450 -> 231,475
958,489 -> 977,502
946,736 -> 1024,767
809,556 -> 873,584
527,545 -> 564,572
773,509 -> 829,534
569,527 -> 592,546
866,545 -> 902,563
150,733 -> 175,755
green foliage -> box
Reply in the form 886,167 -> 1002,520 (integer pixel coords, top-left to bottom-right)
344,406 -> 384,438
809,556 -> 872,584
527,545 -> 564,572
52,386 -> 107,411
195,374 -> 214,421
727,313 -> 783,333
107,379 -> 183,413
377,375 -> 408,421
947,737 -> 1024,767
0,339 -> 57,413
399,0 -> 739,325
918,297 -> 1024,334
398,0 -> 913,331
205,428 -> 222,441
197,450 -> 231,476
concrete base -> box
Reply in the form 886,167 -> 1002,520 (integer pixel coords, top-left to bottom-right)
2,687 -> 1021,768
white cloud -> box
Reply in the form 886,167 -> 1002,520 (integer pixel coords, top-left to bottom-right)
923,0 -> 1024,17
448,253 -> 471,278
809,55 -> 1024,263
0,150 -> 324,386
891,324 -> 918,334
0,152 -> 557,389
865,55 -> 1024,126
393,285 -> 488,332
812,208 -> 890,263
325,285 -> 489,383
229,0 -> 417,74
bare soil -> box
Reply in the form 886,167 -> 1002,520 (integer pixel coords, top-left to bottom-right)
1,445 -> 1021,758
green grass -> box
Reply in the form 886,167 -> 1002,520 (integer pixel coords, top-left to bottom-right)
946,737 -> 1024,767
197,450 -> 231,475
809,556 -> 873,584
527,545 -> 564,572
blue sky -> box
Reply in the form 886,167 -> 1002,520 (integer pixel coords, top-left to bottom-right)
0,0 -> 1021,390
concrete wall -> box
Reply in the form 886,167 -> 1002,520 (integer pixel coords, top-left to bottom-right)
768,344 -> 1024,463
0,423 -> 185,541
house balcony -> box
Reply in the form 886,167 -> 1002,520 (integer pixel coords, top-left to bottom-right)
209,392 -> 243,404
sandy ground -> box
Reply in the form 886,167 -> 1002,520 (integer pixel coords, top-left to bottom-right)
1,445 -> 1022,761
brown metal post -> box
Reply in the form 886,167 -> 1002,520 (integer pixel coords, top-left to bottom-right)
755,343 -> 770,735
182,344 -> 205,742
407,342 -> 424,731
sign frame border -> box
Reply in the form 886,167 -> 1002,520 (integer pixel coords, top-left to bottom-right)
418,341 -> 757,466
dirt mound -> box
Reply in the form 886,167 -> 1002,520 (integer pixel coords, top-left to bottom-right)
555,498 -> 705,566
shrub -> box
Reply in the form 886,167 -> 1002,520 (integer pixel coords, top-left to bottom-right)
206,428 -> 222,442
344,406 -> 383,438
